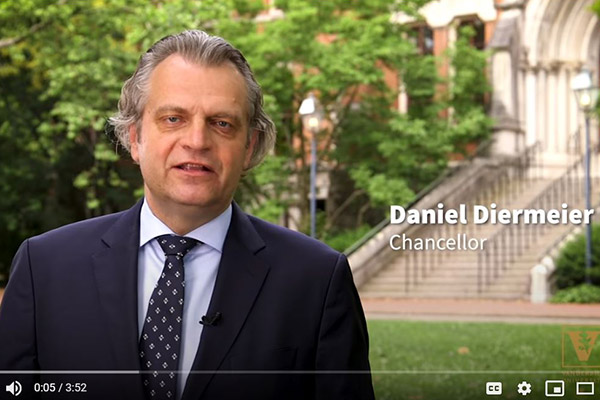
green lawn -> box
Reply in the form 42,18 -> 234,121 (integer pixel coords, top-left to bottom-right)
368,320 -> 600,400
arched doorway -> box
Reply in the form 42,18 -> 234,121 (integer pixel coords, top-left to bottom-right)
491,0 -> 600,171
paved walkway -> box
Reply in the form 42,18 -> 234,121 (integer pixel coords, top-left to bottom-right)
1,288 -> 598,324
361,297 -> 600,324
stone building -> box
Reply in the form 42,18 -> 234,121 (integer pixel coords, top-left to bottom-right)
260,1 -> 600,300
395,0 -> 599,163
352,0 -> 600,300
489,0 -> 599,169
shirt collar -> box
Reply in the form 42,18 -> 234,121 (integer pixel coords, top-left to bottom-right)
139,198 -> 232,253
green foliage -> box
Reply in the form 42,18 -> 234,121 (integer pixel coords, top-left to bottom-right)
230,0 -> 434,235
0,0 -> 225,275
554,224 -> 600,289
448,26 -> 491,118
237,155 -> 291,224
550,284 -> 600,304
401,54 -> 439,120
0,0 -> 493,277
0,65 -> 53,279
350,166 -> 414,208
324,225 -> 372,252
342,24 -> 492,224
592,0 -> 600,20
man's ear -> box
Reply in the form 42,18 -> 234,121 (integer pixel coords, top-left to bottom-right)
244,129 -> 258,169
129,125 -> 140,163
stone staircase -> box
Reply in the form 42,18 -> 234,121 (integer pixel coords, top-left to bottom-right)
353,143 -> 600,300
359,178 -> 553,299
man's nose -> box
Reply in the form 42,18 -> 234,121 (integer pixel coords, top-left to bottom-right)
182,120 -> 211,149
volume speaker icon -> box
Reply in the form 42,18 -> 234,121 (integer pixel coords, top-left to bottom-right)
5,381 -> 22,397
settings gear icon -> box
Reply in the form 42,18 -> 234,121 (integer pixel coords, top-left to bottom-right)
517,381 -> 532,396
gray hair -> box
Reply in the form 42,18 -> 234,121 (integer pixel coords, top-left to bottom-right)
109,30 -> 276,170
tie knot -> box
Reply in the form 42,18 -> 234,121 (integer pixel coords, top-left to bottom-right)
156,235 -> 199,256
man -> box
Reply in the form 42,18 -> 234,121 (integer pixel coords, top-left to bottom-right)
0,30 -> 374,400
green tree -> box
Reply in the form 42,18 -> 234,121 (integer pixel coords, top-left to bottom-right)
331,24 -> 491,241
0,0 -> 242,277
234,0 -> 434,237
0,0 -> 491,278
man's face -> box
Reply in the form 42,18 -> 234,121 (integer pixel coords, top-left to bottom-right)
130,54 -> 255,221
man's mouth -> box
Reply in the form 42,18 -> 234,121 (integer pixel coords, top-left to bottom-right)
176,163 -> 214,172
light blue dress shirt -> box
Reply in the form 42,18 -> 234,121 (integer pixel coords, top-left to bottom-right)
137,199 -> 231,398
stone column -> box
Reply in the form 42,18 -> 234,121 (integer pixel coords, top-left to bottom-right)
488,3 -> 524,155
536,66 -> 547,153
556,64 -> 569,154
547,63 -> 558,154
524,65 -> 537,147
566,63 -> 582,155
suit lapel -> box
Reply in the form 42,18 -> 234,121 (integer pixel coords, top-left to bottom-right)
181,203 -> 269,400
91,200 -> 142,371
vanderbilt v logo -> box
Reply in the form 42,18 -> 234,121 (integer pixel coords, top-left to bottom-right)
567,331 -> 599,361
562,326 -> 600,368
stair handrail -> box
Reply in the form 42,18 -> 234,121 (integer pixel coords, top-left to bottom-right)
402,140 -> 541,292
347,139 -> 541,293
477,142 -> 600,292
344,139 -> 494,256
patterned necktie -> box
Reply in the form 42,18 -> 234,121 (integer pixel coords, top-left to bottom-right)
139,234 -> 199,399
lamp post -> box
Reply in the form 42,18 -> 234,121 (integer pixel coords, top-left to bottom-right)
571,69 -> 600,284
299,93 -> 322,238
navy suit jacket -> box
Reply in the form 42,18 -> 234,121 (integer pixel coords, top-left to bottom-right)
0,201 -> 374,400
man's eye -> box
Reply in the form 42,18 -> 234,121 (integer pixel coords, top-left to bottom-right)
216,121 -> 231,128
166,116 -> 180,123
